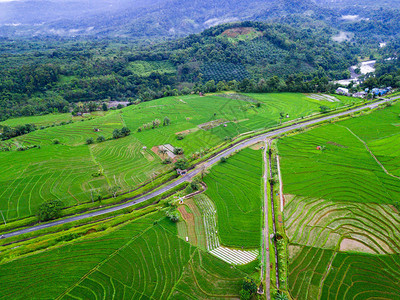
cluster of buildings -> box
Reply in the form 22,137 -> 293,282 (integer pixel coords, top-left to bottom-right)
335,87 -> 393,98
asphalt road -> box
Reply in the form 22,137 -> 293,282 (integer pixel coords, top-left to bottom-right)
1,96 -> 396,239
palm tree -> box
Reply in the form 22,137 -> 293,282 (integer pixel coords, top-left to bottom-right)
158,148 -> 167,158
275,292 -> 289,300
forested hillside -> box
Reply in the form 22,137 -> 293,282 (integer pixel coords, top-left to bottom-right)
0,21 -> 360,121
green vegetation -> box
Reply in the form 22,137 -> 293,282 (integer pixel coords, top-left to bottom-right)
203,148 -> 262,248
0,92 -> 358,223
279,102 -> 400,299
321,252 -> 400,299
278,107 -> 400,204
0,204 -> 254,299
0,21 -> 364,121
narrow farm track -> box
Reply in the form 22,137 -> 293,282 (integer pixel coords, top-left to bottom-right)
1,97 -> 398,239
268,140 -> 280,291
262,141 -> 271,300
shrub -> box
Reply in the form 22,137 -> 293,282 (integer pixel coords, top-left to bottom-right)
121,126 -> 131,136
52,139 -> 60,144
38,199 -> 63,222
174,158 -> 188,170
220,157 -> 227,163
112,128 -> 121,139
163,116 -> 171,126
242,277 -> 257,295
162,158 -> 172,164
176,134 -> 185,140
239,289 -> 251,300
166,209 -> 180,222
96,135 -> 106,143
86,137 -> 94,144
174,147 -> 184,155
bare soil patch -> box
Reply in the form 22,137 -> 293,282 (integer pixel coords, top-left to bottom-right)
221,27 -> 261,38
175,128 -> 199,135
288,244 -> 302,261
178,205 -> 197,246
250,142 -> 264,150
198,119 -> 228,130
339,238 -> 376,254
327,141 -> 347,148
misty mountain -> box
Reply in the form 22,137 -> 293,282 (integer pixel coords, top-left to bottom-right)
0,0 -> 399,39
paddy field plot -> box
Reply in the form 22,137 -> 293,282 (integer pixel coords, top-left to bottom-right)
0,92 -> 354,222
0,113 -> 73,127
285,196 -> 400,254
278,121 -> 400,204
279,103 -> 400,299
0,134 -> 162,221
0,210 -> 253,299
288,246 -> 400,300
203,148 -> 263,248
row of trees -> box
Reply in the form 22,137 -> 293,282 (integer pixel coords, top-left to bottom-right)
1,124 -> 36,140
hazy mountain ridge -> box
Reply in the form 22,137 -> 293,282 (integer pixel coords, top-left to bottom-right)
0,0 -> 399,41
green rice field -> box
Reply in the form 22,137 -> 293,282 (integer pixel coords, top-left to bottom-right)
203,148 -> 263,248
0,92 -> 355,221
0,210 -> 251,299
279,102 -> 400,299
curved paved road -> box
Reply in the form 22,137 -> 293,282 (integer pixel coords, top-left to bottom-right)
1,97 -> 397,239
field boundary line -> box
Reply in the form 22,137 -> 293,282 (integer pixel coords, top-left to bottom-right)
185,253 -> 240,298
88,144 -> 111,186
167,248 -> 198,299
55,223 -> 157,299
341,125 -> 400,180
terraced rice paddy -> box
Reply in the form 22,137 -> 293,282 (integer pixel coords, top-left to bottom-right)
0,92 -> 355,222
203,148 -> 263,248
279,103 -> 400,299
0,113 -> 74,127
64,226 -> 195,299
285,196 -> 400,254
170,249 -> 247,299
278,121 -> 400,204
0,209 -> 254,299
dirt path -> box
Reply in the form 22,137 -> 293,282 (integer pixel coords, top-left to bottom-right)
276,155 -> 284,212
268,141 -> 280,291
262,141 -> 271,300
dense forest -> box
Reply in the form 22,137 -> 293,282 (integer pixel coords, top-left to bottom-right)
0,21 -> 365,121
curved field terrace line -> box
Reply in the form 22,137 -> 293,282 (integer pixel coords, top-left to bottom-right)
1,97 -> 397,239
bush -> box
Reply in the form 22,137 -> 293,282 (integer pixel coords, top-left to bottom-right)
113,127 -> 131,139
113,128 -> 121,139
239,289 -> 251,300
162,158 -> 172,164
38,199 -> 63,221
166,209 -> 180,222
86,137 -> 94,144
176,134 -> 185,140
121,126 -> 131,136
96,135 -> 106,143
220,157 -> 227,163
242,277 -> 257,295
174,147 -> 184,155
175,158 -> 188,170
52,139 -> 60,144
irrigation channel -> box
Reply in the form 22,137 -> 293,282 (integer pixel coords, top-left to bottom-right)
1,96 -> 398,239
